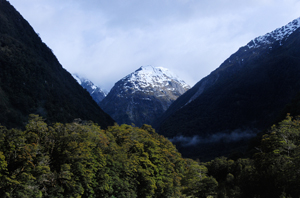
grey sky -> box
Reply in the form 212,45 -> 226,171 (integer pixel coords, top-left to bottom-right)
8,0 -> 300,91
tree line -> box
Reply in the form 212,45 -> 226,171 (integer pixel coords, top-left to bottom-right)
1,114 -> 300,197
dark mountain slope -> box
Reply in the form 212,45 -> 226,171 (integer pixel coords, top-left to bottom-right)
0,0 -> 114,128
157,18 -> 300,150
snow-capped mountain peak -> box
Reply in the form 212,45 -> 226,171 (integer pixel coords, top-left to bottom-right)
100,65 -> 190,126
122,65 -> 190,92
72,74 -> 107,103
247,17 -> 300,49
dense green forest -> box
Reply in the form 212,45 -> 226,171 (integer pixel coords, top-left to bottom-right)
0,115 -> 217,198
0,114 -> 300,197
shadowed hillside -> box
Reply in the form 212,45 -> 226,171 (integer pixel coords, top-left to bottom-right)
0,0 -> 114,128
157,18 -> 300,160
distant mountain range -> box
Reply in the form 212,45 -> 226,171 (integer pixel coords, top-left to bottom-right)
156,17 -> 300,160
0,0 -> 114,128
72,74 -> 107,103
99,66 -> 190,126
3,0 -> 300,162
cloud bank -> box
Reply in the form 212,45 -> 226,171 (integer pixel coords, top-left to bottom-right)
169,128 -> 258,147
8,0 -> 300,91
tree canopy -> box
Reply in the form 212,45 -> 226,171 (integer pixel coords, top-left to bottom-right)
0,114 -> 215,198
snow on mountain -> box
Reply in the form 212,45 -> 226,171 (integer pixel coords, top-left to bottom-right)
99,65 -> 190,127
247,17 -> 300,49
72,75 -> 82,85
72,74 -> 107,103
183,17 -> 300,107
157,16 -> 300,160
158,16 -> 300,132
122,65 -> 190,93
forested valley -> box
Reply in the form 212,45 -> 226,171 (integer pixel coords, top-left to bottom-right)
2,0 -> 300,197
0,114 -> 300,197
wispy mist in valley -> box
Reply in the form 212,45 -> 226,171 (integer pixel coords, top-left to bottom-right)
169,128 -> 258,147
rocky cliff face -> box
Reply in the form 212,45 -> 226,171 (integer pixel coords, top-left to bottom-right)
99,66 -> 190,126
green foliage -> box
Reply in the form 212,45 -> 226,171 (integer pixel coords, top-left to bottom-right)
204,157 -> 253,198
4,111 -> 300,198
181,159 -> 218,198
0,115 -> 217,197
202,115 -> 300,198
249,114 -> 300,198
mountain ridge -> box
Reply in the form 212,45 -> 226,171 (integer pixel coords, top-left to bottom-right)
247,17 -> 300,49
157,17 -> 300,159
157,17 -> 300,129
